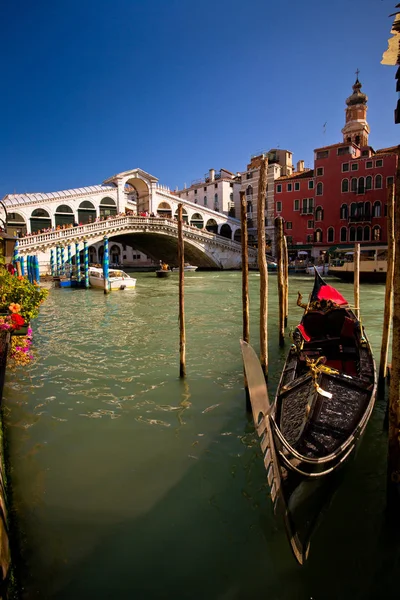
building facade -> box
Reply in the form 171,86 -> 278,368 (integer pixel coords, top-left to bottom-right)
174,168 -> 240,218
274,78 -> 399,258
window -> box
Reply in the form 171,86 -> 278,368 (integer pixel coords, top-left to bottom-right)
387,176 -> 394,187
307,235 -> 313,243
364,201 -> 371,218
286,222 -> 293,230
351,178 -> 357,192
361,150 -> 369,157
356,226 -> 362,241
230,182 -> 233,188
358,177 -> 365,194
376,159 -> 383,168
276,184 -> 282,193
351,163 -> 359,171
230,193 -> 233,201
316,167 -> 324,176
342,179 -> 349,193
302,198 -> 314,214
294,199 -> 300,211
373,226 -> 381,241
364,226 -> 370,241
286,236 -> 293,245
340,204 -> 348,219
342,163 -> 350,172
204,187 -> 207,191
204,196 -> 207,206
338,147 -> 351,156
350,202 -> 357,218
366,176 -> 372,190
316,182 -> 323,196
214,194 -> 218,210
247,201 -> 253,214
375,175 -> 382,189
340,227 -> 347,242
194,189 -> 197,195
294,182 -> 300,191
287,183 -> 292,192
373,201 -> 381,217
315,206 -> 323,221
307,220 -> 314,229
214,183 -> 218,189
246,172 -> 252,179
327,227 -> 334,243
308,180 -> 314,189
276,201 -> 282,212
316,150 -> 329,159
314,229 -> 323,242
349,227 -> 356,241
366,161 -> 373,169
246,185 -> 253,197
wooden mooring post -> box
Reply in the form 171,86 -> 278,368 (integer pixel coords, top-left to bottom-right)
177,204 -> 186,378
387,154 -> 400,513
354,243 -> 360,320
275,216 -> 285,347
283,235 -> 289,328
257,157 -> 268,379
379,184 -> 395,389
240,191 -> 250,407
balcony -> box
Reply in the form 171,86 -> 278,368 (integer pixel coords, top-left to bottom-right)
348,215 -> 372,223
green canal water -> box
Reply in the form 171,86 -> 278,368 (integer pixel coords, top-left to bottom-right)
2,272 -> 399,599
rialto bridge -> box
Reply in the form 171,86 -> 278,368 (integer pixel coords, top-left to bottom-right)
2,168 -> 257,271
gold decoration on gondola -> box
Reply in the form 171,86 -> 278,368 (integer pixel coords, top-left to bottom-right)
304,356 -> 339,400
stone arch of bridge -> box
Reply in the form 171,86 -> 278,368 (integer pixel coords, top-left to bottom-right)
122,175 -> 150,214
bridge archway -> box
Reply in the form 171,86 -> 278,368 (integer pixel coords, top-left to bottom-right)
110,244 -> 121,264
219,223 -> 232,239
157,202 -> 172,218
234,228 -> 241,243
206,218 -> 218,234
7,212 -> 26,237
89,246 -> 98,264
78,201 -> 96,225
55,204 -> 75,227
124,177 -> 150,214
30,208 -> 51,233
100,197 -> 117,218
190,213 -> 204,229
174,207 -> 188,223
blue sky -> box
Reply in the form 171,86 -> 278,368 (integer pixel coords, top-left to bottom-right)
1,0 -> 398,197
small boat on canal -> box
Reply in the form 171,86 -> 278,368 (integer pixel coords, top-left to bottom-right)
171,264 -> 198,272
241,269 -> 376,565
88,267 -> 137,290
156,263 -> 171,278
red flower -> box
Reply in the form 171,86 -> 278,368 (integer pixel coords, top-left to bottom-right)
10,314 -> 25,330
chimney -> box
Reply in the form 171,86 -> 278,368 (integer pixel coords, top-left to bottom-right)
297,160 -> 305,172
209,168 -> 215,182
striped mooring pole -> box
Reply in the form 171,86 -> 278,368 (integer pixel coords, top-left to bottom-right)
103,236 -> 110,294
20,256 -> 25,277
34,255 -> 40,283
67,244 -> 72,279
75,242 -> 81,283
13,239 -> 19,274
27,256 -> 32,283
60,246 -> 65,276
84,240 -> 89,288
56,246 -> 61,277
50,249 -> 55,277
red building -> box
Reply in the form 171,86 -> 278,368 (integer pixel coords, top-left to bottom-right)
274,77 -> 399,259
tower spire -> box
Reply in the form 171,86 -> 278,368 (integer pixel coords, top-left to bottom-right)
341,74 -> 370,147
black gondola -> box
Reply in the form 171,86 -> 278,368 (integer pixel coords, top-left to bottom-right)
241,269 -> 376,565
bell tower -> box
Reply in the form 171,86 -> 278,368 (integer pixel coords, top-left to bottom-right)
341,71 -> 370,147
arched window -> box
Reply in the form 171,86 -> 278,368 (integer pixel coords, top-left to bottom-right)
55,204 -> 75,227
174,207 -> 188,223
342,178 -> 349,193
340,204 -> 348,219
246,185 -> 253,198
30,208 -> 52,233
327,227 -> 334,243
220,224 -> 232,239
315,206 -> 323,221
340,227 -> 347,242
206,218 -> 218,233
356,226 -> 363,241
373,225 -> 381,241
314,228 -> 323,243
364,201 -> 371,218
100,197 -> 117,218
366,176 -> 372,190
157,201 -> 172,218
350,202 -> 357,218
247,200 -> 253,214
190,213 -> 204,229
78,200 -> 96,224
214,194 -> 219,210
358,177 -> 365,194
316,182 -> 323,196
203,196 -> 207,206
351,178 -> 357,192
349,227 -> 356,242
373,201 -> 381,217
375,175 -> 382,189
364,226 -> 370,241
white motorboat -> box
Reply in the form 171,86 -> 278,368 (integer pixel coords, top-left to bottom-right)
172,264 -> 198,272
88,267 -> 137,290
305,264 -> 329,275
